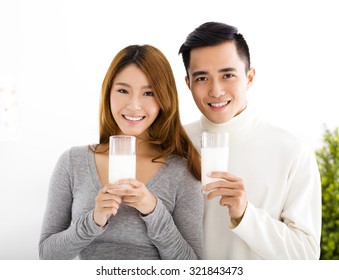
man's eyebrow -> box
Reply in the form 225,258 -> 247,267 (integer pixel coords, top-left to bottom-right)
218,67 -> 237,73
191,67 -> 237,77
191,71 -> 208,77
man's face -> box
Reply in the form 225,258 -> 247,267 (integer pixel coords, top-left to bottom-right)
185,41 -> 255,124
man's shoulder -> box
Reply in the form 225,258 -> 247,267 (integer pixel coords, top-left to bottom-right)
261,121 -> 299,140
183,120 -> 202,149
184,119 -> 201,134
259,120 -> 310,152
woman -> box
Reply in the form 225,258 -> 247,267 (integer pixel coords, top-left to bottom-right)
39,45 -> 203,260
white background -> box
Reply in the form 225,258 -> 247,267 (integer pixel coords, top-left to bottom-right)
0,0 -> 338,260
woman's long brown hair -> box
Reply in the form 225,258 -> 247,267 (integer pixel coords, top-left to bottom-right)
98,44 -> 201,180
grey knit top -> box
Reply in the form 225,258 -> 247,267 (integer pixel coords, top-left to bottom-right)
39,145 -> 204,260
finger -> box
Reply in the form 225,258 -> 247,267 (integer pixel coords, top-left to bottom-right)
219,196 -> 246,215
108,187 -> 138,197
122,195 -> 140,203
219,196 -> 237,207
208,171 -> 240,182
106,183 -> 134,193
207,188 -> 232,200
203,179 -> 229,192
100,185 -> 111,194
99,199 -> 121,210
99,192 -> 123,203
98,207 -> 117,220
116,178 -> 145,188
100,183 -> 119,194
123,201 -> 139,208
207,184 -> 245,200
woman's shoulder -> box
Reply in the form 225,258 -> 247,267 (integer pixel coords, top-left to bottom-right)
164,154 -> 202,195
166,154 -> 199,182
57,145 -> 93,164
69,144 -> 92,155
166,154 -> 187,168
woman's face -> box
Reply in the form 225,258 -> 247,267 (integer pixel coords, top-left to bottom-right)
110,64 -> 161,138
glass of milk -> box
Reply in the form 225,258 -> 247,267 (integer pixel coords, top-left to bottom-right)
201,131 -> 229,193
109,135 -> 136,186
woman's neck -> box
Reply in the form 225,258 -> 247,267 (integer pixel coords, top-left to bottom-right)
136,138 -> 162,159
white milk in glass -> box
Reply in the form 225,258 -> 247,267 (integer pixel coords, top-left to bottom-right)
108,154 -> 136,184
108,135 -> 136,187
201,147 -> 229,186
201,131 -> 229,193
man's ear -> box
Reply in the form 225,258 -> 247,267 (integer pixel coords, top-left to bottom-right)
185,76 -> 191,90
246,68 -> 255,90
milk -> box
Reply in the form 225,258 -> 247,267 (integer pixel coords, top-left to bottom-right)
201,146 -> 229,187
108,154 -> 136,184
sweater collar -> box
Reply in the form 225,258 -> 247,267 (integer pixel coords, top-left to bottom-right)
199,104 -> 258,145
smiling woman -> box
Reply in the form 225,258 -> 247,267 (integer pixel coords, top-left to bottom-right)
110,65 -> 161,138
38,44 -> 203,260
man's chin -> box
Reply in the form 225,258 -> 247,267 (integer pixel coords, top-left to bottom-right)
206,114 -> 232,124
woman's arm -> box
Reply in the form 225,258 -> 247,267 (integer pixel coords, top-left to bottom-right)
142,173 -> 204,260
39,150 -> 106,259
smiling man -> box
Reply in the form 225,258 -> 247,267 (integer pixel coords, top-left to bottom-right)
187,41 -> 254,124
179,22 -> 322,260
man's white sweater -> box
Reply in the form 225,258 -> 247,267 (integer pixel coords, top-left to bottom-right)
185,105 -> 321,259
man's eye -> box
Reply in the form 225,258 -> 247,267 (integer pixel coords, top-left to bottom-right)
223,74 -> 234,79
196,77 -> 207,81
143,92 -> 154,96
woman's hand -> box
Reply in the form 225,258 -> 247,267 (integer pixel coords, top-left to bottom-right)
93,184 -> 122,227
107,179 -> 157,215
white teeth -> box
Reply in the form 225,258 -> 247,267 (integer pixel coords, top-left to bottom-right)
210,101 -> 230,107
124,115 -> 143,121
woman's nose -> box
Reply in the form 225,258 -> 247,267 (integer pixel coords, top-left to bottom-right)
126,96 -> 142,110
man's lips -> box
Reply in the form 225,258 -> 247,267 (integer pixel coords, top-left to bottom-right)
208,100 -> 231,109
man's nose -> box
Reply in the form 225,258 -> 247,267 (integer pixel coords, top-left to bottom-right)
208,80 -> 225,98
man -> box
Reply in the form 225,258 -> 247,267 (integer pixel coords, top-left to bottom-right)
179,22 -> 321,259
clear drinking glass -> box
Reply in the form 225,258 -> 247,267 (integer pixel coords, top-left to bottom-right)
108,135 -> 136,185
201,131 -> 229,193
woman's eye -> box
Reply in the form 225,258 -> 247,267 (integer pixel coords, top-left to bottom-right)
118,89 -> 128,94
143,91 -> 154,96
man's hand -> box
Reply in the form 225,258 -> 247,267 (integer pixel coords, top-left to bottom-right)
202,171 -> 247,220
